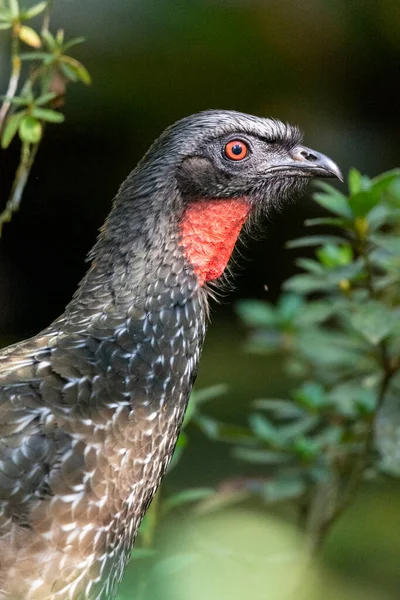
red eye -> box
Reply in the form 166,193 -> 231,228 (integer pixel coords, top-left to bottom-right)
224,140 -> 248,161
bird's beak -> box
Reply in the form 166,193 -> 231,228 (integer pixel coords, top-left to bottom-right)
288,146 -> 343,181
267,146 -> 343,182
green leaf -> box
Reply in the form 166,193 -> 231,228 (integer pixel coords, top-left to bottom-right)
31,108 -> 64,123
35,91 -> 57,105
195,415 -> 253,443
0,21 -> 11,29
22,1 -> 47,20
1,111 -> 25,148
249,413 -> 281,445
60,56 -> 91,84
62,36 -> 86,51
283,274 -> 327,295
293,382 -> 329,410
371,234 -> 400,255
236,299 -> 277,327
42,29 -> 56,50
8,0 -> 19,19
293,436 -> 321,460
313,181 -> 353,218
0,8 -> 12,22
19,115 -> 42,143
0,95 -> 29,105
296,258 -> 325,275
279,415 -> 319,440
305,216 -> 351,228
162,488 -> 214,514
253,398 -> 304,418
349,190 -> 380,217
20,51 -> 51,61
278,294 -> 303,323
233,447 -> 288,464
348,168 -> 363,194
287,234 -> 347,249
316,243 -> 353,268
370,169 -> 400,196
295,300 -> 336,326
190,383 -> 228,405
59,61 -> 78,82
350,300 -> 397,345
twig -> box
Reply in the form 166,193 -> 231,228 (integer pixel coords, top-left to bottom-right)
0,26 -> 21,133
0,141 -> 39,235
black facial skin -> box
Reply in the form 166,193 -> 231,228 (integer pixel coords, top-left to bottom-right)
176,129 -> 342,208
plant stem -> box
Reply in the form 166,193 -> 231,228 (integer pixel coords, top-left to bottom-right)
0,25 -> 21,133
0,141 -> 39,235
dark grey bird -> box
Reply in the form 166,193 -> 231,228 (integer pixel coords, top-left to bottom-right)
0,110 -> 341,599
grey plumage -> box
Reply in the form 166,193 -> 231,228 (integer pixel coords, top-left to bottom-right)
0,110 -> 340,599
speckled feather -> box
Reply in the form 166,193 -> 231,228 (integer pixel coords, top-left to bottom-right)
0,111 -> 313,599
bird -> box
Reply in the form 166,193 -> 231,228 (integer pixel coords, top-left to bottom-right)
0,110 -> 341,600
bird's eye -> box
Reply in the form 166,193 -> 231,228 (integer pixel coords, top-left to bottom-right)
224,140 -> 249,161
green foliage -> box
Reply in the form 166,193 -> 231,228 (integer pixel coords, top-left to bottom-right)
0,0 -> 90,233
206,168 -> 400,549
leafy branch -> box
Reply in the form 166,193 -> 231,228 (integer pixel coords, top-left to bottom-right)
0,0 -> 90,235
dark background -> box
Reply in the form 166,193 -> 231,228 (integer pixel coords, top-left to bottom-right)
0,1 -> 400,598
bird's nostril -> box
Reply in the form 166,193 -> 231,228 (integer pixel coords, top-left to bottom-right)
300,149 -> 318,162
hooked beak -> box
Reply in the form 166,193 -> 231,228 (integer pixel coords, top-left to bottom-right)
289,146 -> 343,181
267,146 -> 343,182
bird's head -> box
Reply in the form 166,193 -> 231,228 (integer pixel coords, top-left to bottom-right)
115,110 -> 342,287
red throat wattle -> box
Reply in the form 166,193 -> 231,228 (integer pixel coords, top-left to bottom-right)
180,198 -> 250,286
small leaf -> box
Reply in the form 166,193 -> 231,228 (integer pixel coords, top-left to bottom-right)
253,398 -> 304,418
0,8 -> 12,22
22,1 -> 47,20
278,294 -> 303,323
42,30 -> 56,50
0,21 -> 11,29
195,415 -> 253,443
287,234 -> 347,249
35,91 -> 58,105
8,0 -> 19,19
316,243 -> 353,268
236,299 -> 277,327
349,191 -> 380,217
233,447 -> 288,464
305,216 -> 351,228
19,115 -> 42,143
191,384 -> 228,405
162,488 -> 214,514
293,382 -> 329,411
249,413 -> 281,445
20,51 -> 51,61
60,56 -> 91,84
313,181 -> 353,218
19,25 -> 41,48
348,168 -> 370,196
63,36 -> 86,51
1,111 -> 25,148
31,108 -> 64,123
350,300 -> 397,345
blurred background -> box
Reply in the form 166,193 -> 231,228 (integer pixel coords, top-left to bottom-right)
0,1 -> 399,598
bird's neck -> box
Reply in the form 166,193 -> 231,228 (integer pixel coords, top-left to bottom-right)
180,197 -> 250,286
